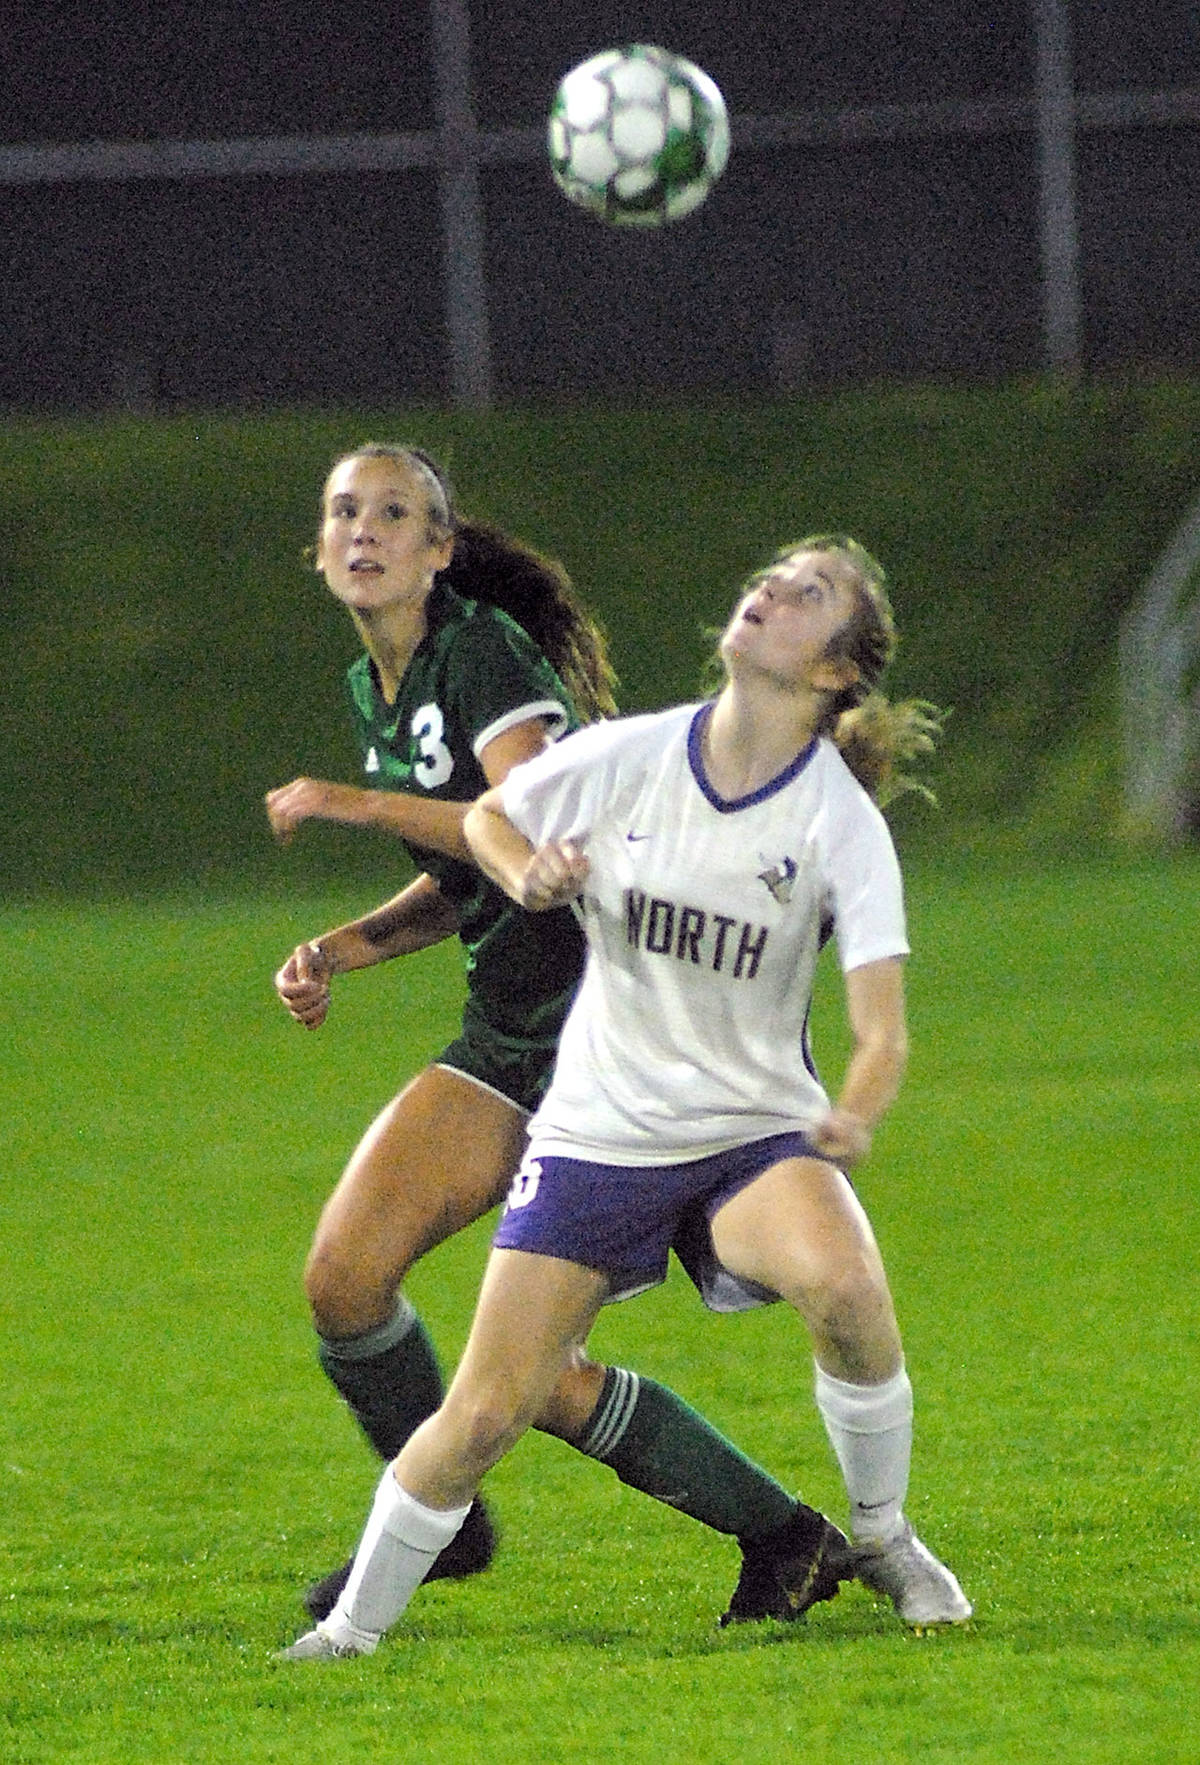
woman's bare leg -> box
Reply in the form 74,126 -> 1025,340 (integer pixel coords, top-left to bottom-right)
284,1249 -> 608,1655
711,1158 -> 971,1624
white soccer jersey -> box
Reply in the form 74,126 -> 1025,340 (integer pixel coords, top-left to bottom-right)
501,701 -> 910,1164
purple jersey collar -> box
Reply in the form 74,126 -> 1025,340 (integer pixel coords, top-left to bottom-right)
687,702 -> 817,812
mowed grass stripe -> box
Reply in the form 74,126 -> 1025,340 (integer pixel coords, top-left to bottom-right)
2,858 -> 1197,1762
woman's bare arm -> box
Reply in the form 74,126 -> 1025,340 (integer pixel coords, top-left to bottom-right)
464,788 -> 589,911
810,956 -> 909,1168
265,717 -> 559,861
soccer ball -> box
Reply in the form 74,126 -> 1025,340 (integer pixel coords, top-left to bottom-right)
547,45 -> 730,227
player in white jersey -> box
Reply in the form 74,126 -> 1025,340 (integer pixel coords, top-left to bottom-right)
510,702 -> 909,1170
282,534 -> 972,1660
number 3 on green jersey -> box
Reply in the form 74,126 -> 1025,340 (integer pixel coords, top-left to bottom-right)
412,702 -> 454,789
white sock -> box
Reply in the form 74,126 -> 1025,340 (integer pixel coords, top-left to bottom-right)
814,1362 -> 913,1545
322,1468 -> 471,1646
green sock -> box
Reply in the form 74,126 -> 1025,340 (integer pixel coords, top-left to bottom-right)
577,1368 -> 798,1542
318,1295 -> 445,1461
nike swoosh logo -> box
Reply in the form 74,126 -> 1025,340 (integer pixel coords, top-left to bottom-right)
626,832 -> 651,842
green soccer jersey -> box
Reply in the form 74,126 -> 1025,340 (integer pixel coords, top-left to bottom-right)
345,582 -> 586,1049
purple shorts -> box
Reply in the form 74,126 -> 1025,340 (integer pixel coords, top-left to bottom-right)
492,1131 -> 830,1311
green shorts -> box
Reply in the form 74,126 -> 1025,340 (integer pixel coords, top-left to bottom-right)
437,1009 -> 560,1116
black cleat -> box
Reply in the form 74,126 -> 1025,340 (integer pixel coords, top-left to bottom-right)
303,1495 -> 498,1623
719,1506 -> 851,1627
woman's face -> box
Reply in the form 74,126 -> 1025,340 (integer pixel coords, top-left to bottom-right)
721,549 -> 860,689
316,454 -> 454,613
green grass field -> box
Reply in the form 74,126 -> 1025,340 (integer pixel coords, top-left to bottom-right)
4,854 -> 1198,1763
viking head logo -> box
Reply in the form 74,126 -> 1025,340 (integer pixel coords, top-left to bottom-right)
757,855 -> 798,905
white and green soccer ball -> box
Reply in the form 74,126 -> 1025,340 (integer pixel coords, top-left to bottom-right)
547,45 -> 730,227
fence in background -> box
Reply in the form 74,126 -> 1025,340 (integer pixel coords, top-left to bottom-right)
2,0 -> 1199,408
1120,492 -> 1200,840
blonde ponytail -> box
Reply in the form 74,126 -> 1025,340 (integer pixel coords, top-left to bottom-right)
833,692 -> 944,805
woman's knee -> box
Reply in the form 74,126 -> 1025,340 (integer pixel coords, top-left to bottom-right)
440,1381 -> 538,1474
786,1247 -> 895,1339
796,1255 -> 902,1377
302,1226 -> 415,1338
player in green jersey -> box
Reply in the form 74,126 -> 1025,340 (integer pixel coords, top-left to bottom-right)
266,444 -> 849,1627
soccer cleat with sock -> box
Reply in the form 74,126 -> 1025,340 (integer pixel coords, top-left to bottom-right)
719,1506 -> 852,1626
852,1522 -> 972,1626
278,1620 -> 378,1660
303,1494 -> 497,1623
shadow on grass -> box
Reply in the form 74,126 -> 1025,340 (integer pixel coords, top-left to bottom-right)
7,1583 -> 1198,1662
382,1594 -> 1200,1662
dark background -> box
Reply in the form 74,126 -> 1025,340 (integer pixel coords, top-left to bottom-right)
2,1 -> 1197,410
